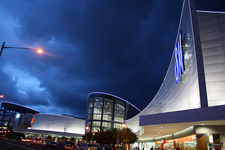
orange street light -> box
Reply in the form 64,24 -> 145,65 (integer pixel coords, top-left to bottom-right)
0,95 -> 3,98
85,126 -> 89,130
122,123 -> 126,128
0,42 -> 43,57
36,49 -> 43,54
122,122 -> 126,150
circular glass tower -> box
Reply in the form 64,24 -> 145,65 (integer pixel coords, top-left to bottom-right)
86,92 -> 140,133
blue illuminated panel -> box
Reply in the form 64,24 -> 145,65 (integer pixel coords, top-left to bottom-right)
174,32 -> 184,83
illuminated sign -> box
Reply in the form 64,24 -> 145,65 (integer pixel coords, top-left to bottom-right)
174,31 -> 184,83
31,117 -> 35,124
16,113 -> 20,119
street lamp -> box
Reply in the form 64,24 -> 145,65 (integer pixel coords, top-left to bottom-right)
0,42 -> 43,57
0,95 -> 3,98
122,123 -> 126,150
85,126 -> 89,131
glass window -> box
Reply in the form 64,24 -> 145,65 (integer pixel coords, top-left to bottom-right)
114,123 -> 122,129
88,114 -> 92,120
89,102 -> 93,108
114,116 -> 124,123
115,103 -> 125,111
102,121 -> 111,128
103,114 -> 112,121
104,98 -> 113,109
88,108 -> 93,114
86,121 -> 91,127
93,114 -> 101,120
103,108 -> 112,115
114,99 -> 125,123
114,110 -> 124,116
92,121 -> 101,126
103,98 -> 113,121
89,98 -> 93,107
93,108 -> 102,114
93,98 -> 102,120
94,97 -> 103,108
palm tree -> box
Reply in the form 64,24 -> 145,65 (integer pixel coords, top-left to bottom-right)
93,128 -> 107,146
105,128 -> 120,146
82,131 -> 93,143
118,127 -> 138,149
46,135 -> 52,142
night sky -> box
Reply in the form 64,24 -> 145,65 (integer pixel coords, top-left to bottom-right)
0,0 -> 225,119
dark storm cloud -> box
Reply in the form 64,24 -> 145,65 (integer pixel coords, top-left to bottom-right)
0,0 -> 224,118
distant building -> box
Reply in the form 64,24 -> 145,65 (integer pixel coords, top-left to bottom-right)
0,101 -> 85,141
15,114 -> 85,141
0,101 -> 39,130
28,114 -> 85,138
86,92 -> 140,133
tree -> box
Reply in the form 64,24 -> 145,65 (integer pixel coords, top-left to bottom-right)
46,135 -> 52,141
118,127 -> 138,147
71,137 -> 75,143
93,128 -> 107,146
92,127 -> 137,147
82,131 -> 93,143
105,128 -> 120,146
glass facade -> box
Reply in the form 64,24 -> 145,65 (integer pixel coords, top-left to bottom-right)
153,135 -> 196,150
0,101 -> 39,130
86,92 -> 139,133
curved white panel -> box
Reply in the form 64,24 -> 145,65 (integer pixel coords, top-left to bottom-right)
31,114 -> 85,135
126,0 -> 204,133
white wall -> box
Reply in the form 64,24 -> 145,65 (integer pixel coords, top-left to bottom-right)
31,114 -> 85,135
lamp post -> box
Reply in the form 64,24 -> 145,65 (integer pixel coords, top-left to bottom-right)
85,126 -> 89,132
0,42 -> 43,57
122,123 -> 126,150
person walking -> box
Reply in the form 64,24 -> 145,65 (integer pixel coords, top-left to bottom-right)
176,145 -> 180,150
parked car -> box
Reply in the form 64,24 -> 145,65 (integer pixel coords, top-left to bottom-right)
16,137 -> 27,142
21,137 -> 28,142
56,141 -> 73,150
46,141 -> 57,148
78,143 -> 96,150
40,139 -> 47,146
26,138 -> 32,142
31,137 -> 42,145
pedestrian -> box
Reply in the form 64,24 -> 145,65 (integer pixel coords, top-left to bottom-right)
150,146 -> 153,150
113,145 -> 117,150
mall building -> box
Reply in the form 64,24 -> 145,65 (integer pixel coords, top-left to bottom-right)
1,0 -> 225,149
1,93 -> 139,142
0,101 -> 86,141
0,101 -> 39,130
125,0 -> 225,150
